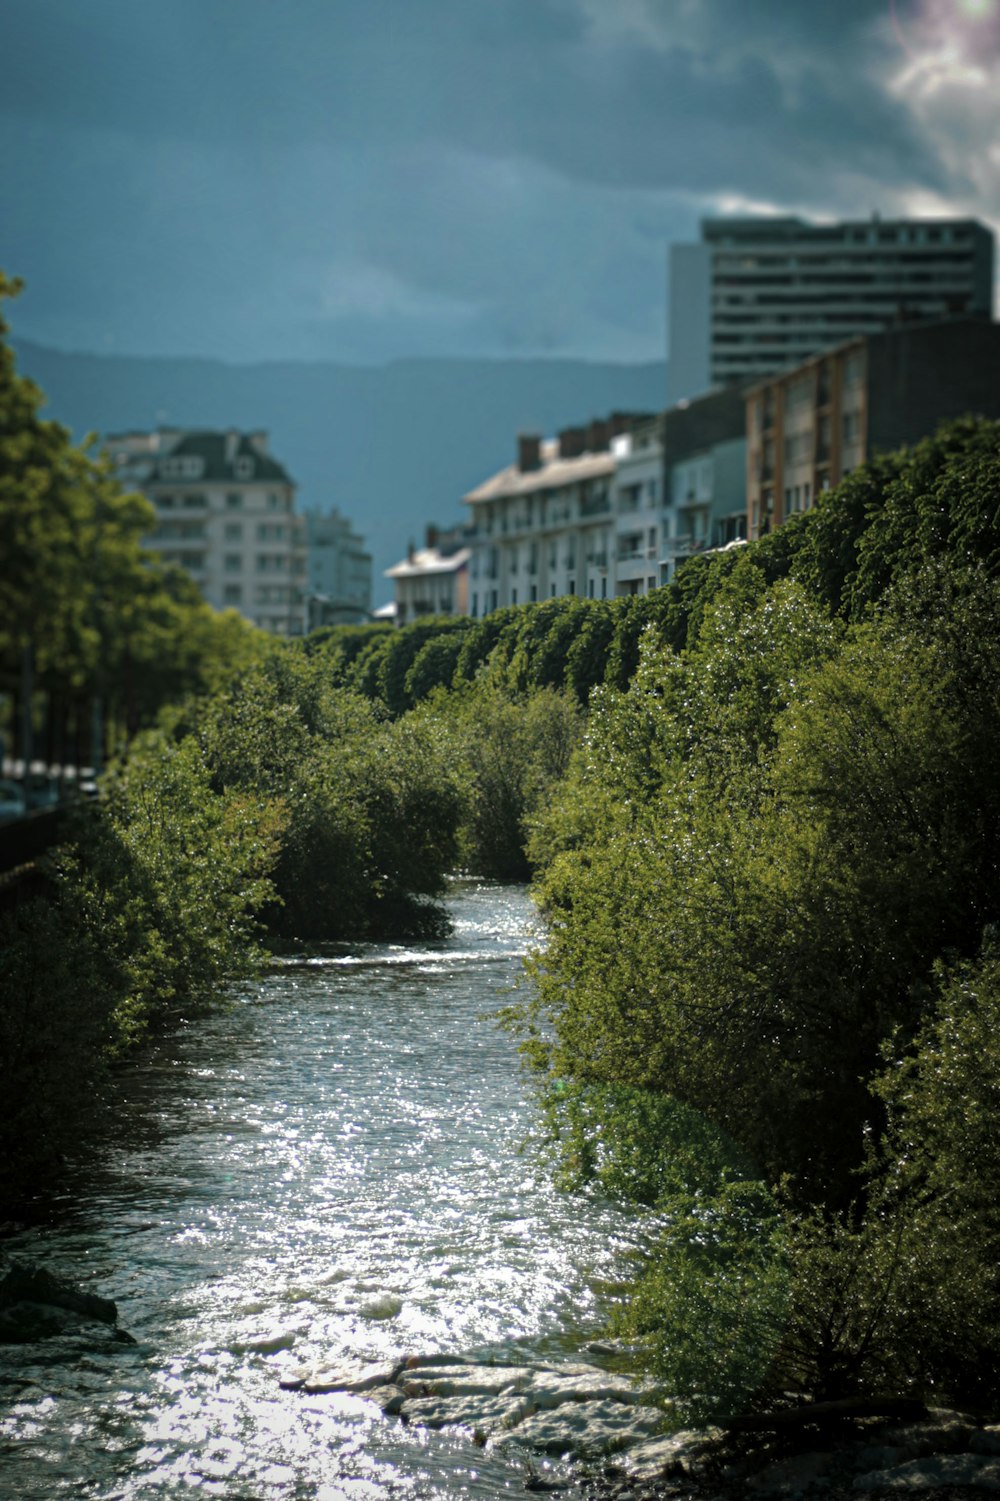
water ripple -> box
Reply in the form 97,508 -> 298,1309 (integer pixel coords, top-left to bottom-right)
0,881 -> 637,1499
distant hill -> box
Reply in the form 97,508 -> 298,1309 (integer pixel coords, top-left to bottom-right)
13,340 -> 667,602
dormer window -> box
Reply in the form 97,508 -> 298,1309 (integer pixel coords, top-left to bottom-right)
234,456 -> 254,480
161,455 -> 204,480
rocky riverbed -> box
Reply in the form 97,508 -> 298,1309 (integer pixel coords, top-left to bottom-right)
5,1261 -> 999,1498
279,1347 -> 1000,1497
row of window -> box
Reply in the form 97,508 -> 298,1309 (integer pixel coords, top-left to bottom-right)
478,479 -> 659,535
155,491 -> 290,512
222,552 -> 304,573
222,585 -> 301,606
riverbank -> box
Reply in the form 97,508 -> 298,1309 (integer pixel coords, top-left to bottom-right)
581,1406 -> 1000,1501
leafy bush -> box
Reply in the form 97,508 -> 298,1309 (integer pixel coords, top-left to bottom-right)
195,653 -> 464,938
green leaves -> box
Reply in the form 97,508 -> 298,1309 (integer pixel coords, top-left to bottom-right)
195,652 -> 464,940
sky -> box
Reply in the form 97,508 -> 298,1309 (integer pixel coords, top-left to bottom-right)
2,0 -> 998,367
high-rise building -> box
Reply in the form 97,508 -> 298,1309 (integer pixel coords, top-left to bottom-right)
668,215 -> 995,403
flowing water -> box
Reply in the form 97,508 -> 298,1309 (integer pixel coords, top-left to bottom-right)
0,881 -> 641,1499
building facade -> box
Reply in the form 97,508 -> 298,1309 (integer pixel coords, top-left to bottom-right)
461,403 -> 750,614
385,525 -> 471,625
612,420 -> 664,597
659,386 -> 748,580
108,427 -> 306,635
668,214 -> 995,403
304,508 -> 372,628
745,318 -> 1000,539
464,418 -> 646,615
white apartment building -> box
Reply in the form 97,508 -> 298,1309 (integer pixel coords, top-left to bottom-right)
108,427 -> 306,635
462,401 -> 749,614
664,437 -> 747,575
464,420 -> 644,615
668,214 -> 995,403
611,422 -> 663,597
385,525 -> 470,625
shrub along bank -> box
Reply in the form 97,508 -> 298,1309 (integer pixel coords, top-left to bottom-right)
304,417 -> 1000,1420
513,418 -> 1000,1420
6,380 -> 1000,1431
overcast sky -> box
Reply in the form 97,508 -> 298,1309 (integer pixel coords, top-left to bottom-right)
2,0 -> 998,366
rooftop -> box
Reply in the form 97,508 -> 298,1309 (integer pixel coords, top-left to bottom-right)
464,441 -> 615,505
385,546 -> 471,580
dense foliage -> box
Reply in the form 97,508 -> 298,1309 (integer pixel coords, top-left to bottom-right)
517,418 -> 1000,1418
0,742 -> 283,1196
5,250 -> 999,1425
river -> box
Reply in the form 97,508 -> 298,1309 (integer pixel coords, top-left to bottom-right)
0,881 -> 642,1499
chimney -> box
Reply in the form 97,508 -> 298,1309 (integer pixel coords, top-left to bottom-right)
586,418 -> 611,452
248,430 -> 269,454
425,524 -> 439,549
518,433 -> 542,472
558,426 -> 586,459
225,429 -> 240,464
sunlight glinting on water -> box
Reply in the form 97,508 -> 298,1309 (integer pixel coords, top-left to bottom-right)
0,882 -> 641,1500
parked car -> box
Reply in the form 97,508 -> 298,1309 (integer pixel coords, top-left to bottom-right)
0,780 -> 27,821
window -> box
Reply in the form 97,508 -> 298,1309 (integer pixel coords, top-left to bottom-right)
224,554 -> 242,573
223,584 -> 242,604
161,455 -> 204,480
225,522 -> 243,541
182,493 -> 207,509
843,349 -> 865,386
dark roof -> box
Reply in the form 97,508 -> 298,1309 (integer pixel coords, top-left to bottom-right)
151,430 -> 294,485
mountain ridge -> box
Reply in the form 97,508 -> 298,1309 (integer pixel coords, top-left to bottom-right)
13,338 -> 668,599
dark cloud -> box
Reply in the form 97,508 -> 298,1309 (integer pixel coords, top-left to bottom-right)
0,0 -> 989,364
1,0 -> 940,193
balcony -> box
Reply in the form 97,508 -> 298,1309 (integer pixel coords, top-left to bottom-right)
663,535 -> 707,560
